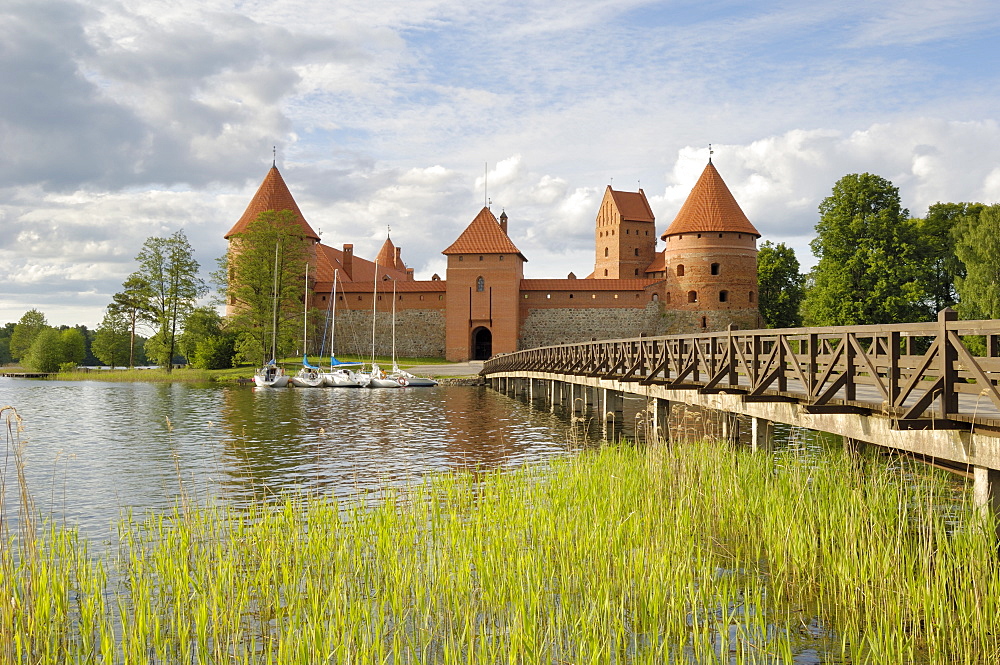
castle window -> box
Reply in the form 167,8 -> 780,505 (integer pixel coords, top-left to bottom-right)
439,295 -> 443,300
569,294 -> 574,299
419,295 -> 424,301
546,294 -> 551,299
339,295 -> 344,301
398,295 -> 403,301
476,276 -> 484,292
321,295 -> 326,301
592,294 -> 596,299
378,295 -> 382,301
719,233 -> 723,238
719,290 -> 728,302
634,269 -> 639,276
711,263 -> 720,275
604,247 -> 609,257
614,294 -> 619,299
652,293 -> 659,301
635,293 -> 640,298
697,234 -> 702,238
665,292 -> 671,303
604,269 -> 608,276
499,255 -> 504,261
479,256 -> 483,261
701,316 -> 707,328
634,248 -> 639,256
611,230 -> 615,235
749,291 -> 755,304
459,256 -> 464,261
523,294 -> 529,299
676,264 -> 685,277
688,290 -> 698,303
358,296 -> 362,301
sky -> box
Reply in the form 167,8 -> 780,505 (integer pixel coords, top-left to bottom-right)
2,0 -> 999,328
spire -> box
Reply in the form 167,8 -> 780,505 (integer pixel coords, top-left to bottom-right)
224,165 -> 320,241
443,207 -> 526,261
708,143 -> 713,165
661,161 -> 759,238
375,235 -> 398,269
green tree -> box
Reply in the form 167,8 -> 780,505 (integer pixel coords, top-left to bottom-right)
192,335 -> 236,370
9,309 -> 48,362
914,202 -> 986,313
756,241 -> 804,328
22,327 -> 63,372
954,205 -> 1000,319
0,322 -> 14,365
92,307 -> 131,368
178,306 -> 224,364
217,210 -> 311,365
59,328 -> 86,366
134,231 -> 205,371
801,173 -> 929,326
113,274 -> 154,368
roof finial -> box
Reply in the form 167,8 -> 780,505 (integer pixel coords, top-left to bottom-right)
610,177 -> 614,188
387,224 -> 391,238
273,145 -> 276,168
708,143 -> 713,165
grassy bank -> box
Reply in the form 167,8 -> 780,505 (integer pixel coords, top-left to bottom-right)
2,438 -> 998,663
46,354 -> 452,384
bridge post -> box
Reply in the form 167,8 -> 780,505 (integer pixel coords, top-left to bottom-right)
843,436 -> 870,457
973,467 -> 1000,530
721,412 -> 740,444
602,389 -> 623,439
750,417 -> 772,452
648,398 -> 671,443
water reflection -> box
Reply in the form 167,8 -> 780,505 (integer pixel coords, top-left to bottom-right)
1,379 -> 592,539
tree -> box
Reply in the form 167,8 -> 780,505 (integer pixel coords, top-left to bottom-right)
9,309 -> 48,362
22,327 -> 63,372
914,202 -> 985,313
954,205 -> 1000,319
218,210 -> 311,365
92,308 -> 130,368
177,306 -> 224,364
113,274 -> 153,368
59,328 -> 86,366
801,173 -> 929,326
134,231 -> 205,371
756,241 -> 804,328
0,322 -> 14,365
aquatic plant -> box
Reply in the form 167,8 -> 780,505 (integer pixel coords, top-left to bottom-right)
1,409 -> 998,663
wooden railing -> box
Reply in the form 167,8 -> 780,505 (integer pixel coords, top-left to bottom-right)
483,309 -> 1000,433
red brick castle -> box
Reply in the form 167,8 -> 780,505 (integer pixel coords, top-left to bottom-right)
225,160 -> 762,361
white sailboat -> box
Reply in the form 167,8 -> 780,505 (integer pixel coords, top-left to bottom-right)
387,278 -> 437,386
290,265 -> 326,388
365,260 -> 404,388
322,268 -> 364,387
254,242 -> 290,388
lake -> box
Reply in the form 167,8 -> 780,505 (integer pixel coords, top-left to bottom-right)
0,379 -> 597,540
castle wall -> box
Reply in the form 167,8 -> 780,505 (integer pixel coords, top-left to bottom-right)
519,301 -> 670,349
330,309 -> 446,359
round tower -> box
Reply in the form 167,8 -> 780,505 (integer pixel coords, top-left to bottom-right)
661,160 -> 760,332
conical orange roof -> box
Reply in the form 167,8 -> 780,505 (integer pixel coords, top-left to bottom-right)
661,162 -> 759,238
225,166 -> 320,241
375,236 -> 400,270
442,207 -> 526,260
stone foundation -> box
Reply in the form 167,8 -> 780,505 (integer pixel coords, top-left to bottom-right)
332,309 -> 446,358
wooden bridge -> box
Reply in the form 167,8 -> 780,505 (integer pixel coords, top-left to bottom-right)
482,309 -> 1000,515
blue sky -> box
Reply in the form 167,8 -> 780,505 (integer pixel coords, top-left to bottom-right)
2,0 -> 999,327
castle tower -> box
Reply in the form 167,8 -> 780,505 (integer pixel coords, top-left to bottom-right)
661,161 -> 760,331
442,208 -> 526,361
224,165 -> 321,315
594,187 -> 657,279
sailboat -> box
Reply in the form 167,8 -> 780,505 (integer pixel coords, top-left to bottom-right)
253,242 -> 290,387
386,278 -> 437,386
290,264 -> 326,388
322,268 -> 364,387
365,260 -> 405,388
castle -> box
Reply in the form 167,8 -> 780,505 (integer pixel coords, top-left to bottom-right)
225,159 -> 762,361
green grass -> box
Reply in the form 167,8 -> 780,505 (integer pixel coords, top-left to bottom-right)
2,430 -> 998,663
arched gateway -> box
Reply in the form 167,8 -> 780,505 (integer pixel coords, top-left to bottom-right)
472,327 -> 493,360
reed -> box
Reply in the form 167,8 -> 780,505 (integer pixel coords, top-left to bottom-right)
1,422 -> 998,663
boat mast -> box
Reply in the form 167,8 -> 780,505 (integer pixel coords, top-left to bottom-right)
270,241 -> 280,362
391,278 -> 397,368
370,260 -> 378,366
302,263 -> 309,361
329,268 -> 339,365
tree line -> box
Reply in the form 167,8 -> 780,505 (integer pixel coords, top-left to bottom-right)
756,173 -> 997,329
3,211 -> 312,373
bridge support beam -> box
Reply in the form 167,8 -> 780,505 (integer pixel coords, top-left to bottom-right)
602,389 -> 624,439
721,412 -> 739,444
974,467 -> 1000,530
646,398 -> 671,443
750,416 -> 772,452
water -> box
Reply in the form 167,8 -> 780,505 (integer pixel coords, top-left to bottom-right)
0,379 -> 593,540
